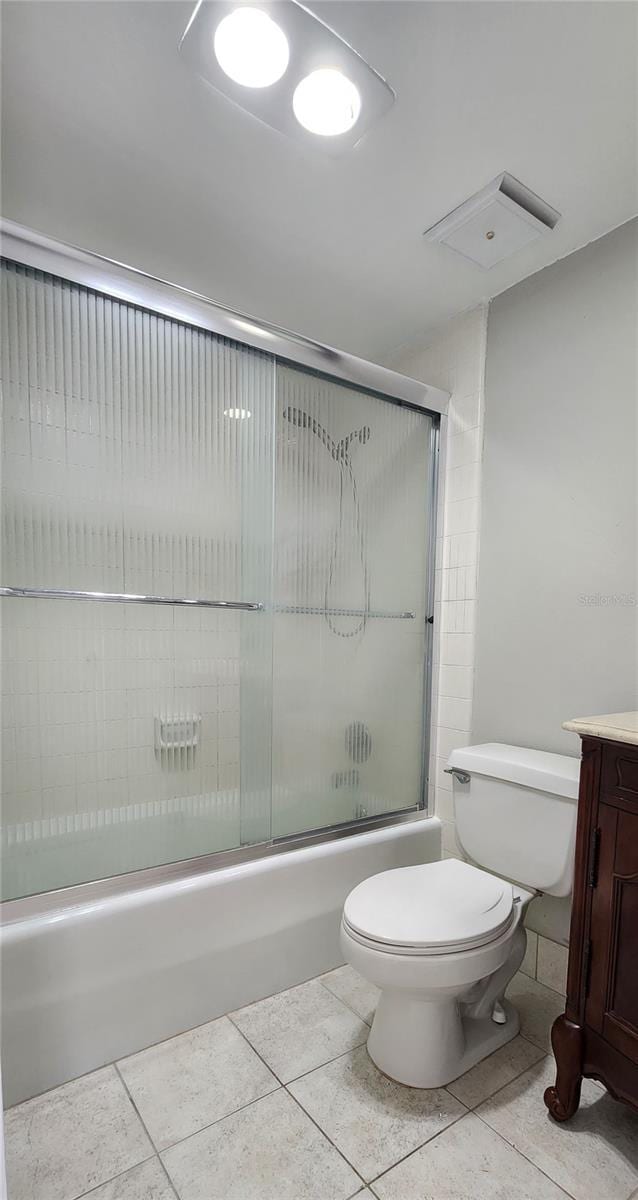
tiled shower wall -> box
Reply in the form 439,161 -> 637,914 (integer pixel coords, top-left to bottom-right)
1,261 -> 434,897
0,260 -> 274,864
388,305 -> 487,858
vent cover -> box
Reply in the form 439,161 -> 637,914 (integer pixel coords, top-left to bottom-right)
424,173 -> 560,269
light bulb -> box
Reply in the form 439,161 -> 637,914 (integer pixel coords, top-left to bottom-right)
214,8 -> 289,89
292,68 -> 361,136
224,407 -> 252,419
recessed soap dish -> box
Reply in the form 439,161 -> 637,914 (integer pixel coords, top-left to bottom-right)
154,714 -> 201,765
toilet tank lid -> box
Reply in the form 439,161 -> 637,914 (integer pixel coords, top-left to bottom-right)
447,743 -> 580,800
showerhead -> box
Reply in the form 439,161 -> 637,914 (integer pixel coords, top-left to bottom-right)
283,407 -> 370,464
337,426 -> 370,459
282,406 -> 311,430
283,406 -> 336,458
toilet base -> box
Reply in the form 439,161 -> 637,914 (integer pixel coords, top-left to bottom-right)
367,994 -> 520,1089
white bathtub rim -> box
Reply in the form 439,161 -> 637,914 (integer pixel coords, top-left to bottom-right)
1,815 -> 441,937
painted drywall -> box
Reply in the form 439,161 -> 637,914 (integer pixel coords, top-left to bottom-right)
474,218 -> 638,942
475,218 -> 637,753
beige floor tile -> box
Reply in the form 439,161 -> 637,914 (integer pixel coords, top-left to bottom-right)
478,1057 -> 638,1200
161,1088 -> 361,1200
446,1034 -> 546,1108
81,1157 -> 176,1199
230,978 -> 369,1083
117,1015 -> 278,1150
537,937 -> 569,996
289,1044 -> 466,1181
506,971 -> 565,1051
373,1111 -> 571,1199
4,1066 -> 153,1200
321,964 -> 380,1025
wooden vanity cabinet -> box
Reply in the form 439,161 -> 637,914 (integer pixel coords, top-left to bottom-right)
544,734 -> 638,1121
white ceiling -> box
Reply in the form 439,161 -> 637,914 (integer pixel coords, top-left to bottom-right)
2,1 -> 636,361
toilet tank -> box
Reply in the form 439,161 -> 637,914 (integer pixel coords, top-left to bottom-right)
446,743 -> 580,896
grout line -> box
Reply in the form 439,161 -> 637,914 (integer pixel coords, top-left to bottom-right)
4,1059 -> 127,1112
230,994 -> 469,1192
226,1016 -> 289,1086
156,1154 -> 181,1200
317,973 -> 374,1027
364,1106 -> 470,1189
442,1044 -> 548,1110
155,1085 -> 283,1157
281,1083 -> 368,1191
116,1049 -> 278,1160
72,1154 -> 159,1200
230,1008 -> 369,1091
473,1106 -> 580,1200
471,1057 -> 548,1114
197,1001 -> 369,1191
113,1061 -> 166,1154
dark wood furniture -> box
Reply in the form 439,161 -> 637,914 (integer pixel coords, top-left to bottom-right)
544,732 -> 638,1120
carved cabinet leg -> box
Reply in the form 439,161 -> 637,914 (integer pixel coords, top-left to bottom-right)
544,1015 -> 584,1121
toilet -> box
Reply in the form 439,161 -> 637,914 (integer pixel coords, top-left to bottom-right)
340,743 -> 580,1088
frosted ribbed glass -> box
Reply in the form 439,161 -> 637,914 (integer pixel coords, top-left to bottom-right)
272,364 -> 433,839
0,259 -> 435,900
0,260 -> 274,898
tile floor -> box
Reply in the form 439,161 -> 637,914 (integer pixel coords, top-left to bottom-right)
5,967 -> 638,1200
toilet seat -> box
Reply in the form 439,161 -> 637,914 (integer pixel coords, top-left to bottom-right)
342,858 -> 515,956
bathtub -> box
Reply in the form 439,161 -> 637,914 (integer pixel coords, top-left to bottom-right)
0,815 -> 441,1106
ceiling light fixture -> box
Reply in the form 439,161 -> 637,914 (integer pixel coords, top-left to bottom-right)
224,407 -> 252,419
214,7 -> 289,88
180,1 -> 394,155
293,68 -> 361,137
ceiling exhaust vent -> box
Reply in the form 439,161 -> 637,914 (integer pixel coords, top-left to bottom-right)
424,173 -> 560,270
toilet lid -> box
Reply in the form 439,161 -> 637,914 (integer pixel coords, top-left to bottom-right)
343,859 -> 515,954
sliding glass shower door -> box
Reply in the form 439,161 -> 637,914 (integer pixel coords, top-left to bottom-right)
272,365 -> 434,839
0,257 -> 436,901
0,261 -> 276,899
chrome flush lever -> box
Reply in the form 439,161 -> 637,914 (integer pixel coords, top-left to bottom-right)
444,767 -> 471,784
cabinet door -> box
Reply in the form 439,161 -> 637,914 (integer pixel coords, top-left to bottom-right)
586,803 -> 638,1064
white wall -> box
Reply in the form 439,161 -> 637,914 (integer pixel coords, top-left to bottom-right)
474,218 -> 638,758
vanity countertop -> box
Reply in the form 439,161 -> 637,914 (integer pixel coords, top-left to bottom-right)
562,711 -> 638,745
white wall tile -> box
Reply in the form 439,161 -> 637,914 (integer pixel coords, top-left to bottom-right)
446,428 -> 481,471
434,786 -> 455,822
445,498 -> 479,536
446,462 -> 481,504
440,601 -> 476,635
440,633 -> 475,668
443,531 -> 479,570
441,566 -> 478,602
438,697 -> 472,732
389,306 -> 487,826
436,727 -> 471,759
438,665 -> 474,700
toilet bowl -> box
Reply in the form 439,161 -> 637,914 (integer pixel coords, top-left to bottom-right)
340,742 -> 580,1088
341,858 -> 533,1087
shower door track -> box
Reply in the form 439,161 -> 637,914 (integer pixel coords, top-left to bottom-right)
0,807 -> 429,922
0,219 -> 449,416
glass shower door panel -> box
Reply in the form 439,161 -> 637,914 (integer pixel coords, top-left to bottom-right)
0,260 -> 274,898
271,365 -> 433,840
